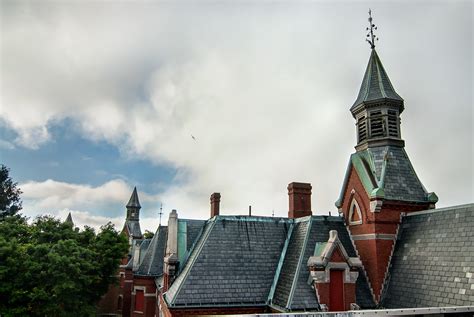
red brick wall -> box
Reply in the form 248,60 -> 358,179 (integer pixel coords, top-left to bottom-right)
122,268 -> 134,317
340,165 -> 431,302
131,276 -> 157,317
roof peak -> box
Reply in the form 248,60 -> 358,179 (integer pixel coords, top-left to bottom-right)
65,212 -> 74,226
351,49 -> 403,110
127,186 -> 141,209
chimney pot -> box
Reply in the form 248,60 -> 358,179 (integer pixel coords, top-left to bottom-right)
210,193 -> 221,218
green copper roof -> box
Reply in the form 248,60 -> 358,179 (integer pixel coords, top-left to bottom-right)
351,49 -> 403,110
126,187 -> 141,209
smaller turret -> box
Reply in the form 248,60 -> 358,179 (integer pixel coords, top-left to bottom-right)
65,212 -> 74,227
123,187 -> 143,239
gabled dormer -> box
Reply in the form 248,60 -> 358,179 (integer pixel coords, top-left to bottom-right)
351,49 -> 405,151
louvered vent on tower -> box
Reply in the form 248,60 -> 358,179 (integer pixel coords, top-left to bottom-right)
370,110 -> 384,138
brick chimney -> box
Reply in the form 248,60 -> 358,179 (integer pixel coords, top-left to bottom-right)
210,193 -> 221,218
288,182 -> 312,218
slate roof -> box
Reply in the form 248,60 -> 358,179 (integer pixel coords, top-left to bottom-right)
336,146 -> 437,207
136,226 -> 168,276
351,49 -> 403,111
127,187 -> 141,209
164,215 -> 376,310
382,204 -> 474,308
272,216 -> 375,311
165,216 -> 290,308
125,220 -> 143,239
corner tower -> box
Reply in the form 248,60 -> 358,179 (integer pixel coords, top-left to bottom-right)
335,10 -> 437,304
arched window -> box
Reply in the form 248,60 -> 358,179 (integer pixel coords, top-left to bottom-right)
348,199 -> 363,225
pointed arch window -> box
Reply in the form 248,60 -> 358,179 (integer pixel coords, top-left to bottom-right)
348,199 -> 363,226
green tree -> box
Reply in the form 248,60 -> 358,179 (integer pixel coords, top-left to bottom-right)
143,229 -> 155,239
0,164 -> 22,219
0,216 -> 129,317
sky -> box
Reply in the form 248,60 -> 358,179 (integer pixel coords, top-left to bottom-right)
0,1 -> 472,233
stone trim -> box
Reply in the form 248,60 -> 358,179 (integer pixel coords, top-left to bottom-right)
380,214 -> 403,302
344,225 -> 376,303
351,233 -> 396,241
349,198 -> 363,225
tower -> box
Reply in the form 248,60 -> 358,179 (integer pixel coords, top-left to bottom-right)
335,10 -> 437,303
123,187 -> 143,240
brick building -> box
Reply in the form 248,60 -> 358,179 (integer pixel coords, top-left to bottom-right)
97,17 -> 473,317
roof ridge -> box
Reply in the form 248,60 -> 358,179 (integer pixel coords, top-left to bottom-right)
146,227 -> 163,275
404,203 -> 474,217
286,216 -> 313,309
374,51 -> 388,99
267,223 -> 295,305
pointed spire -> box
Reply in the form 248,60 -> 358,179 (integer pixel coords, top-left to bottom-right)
126,187 -> 141,209
65,212 -> 74,227
351,49 -> 403,111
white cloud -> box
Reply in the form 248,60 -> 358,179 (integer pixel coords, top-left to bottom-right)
1,2 -> 473,225
20,179 -> 162,232
20,179 -> 159,211
22,208 -> 159,233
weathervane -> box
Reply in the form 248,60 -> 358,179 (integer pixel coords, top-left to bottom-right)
159,203 -> 163,226
366,9 -> 379,49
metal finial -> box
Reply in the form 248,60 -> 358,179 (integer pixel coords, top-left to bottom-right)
159,203 -> 163,226
366,9 -> 379,49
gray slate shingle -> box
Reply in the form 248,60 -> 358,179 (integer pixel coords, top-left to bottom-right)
166,216 -> 289,307
135,226 -> 168,276
351,49 -> 403,110
382,204 -> 474,308
362,146 -> 428,202
165,215 -> 376,310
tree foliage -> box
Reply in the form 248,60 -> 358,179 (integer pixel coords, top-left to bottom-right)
0,212 -> 129,317
143,229 -> 155,239
0,164 -> 22,219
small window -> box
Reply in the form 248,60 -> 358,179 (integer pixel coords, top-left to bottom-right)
135,290 -> 144,312
387,110 -> 399,137
348,199 -> 363,225
357,116 -> 367,142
